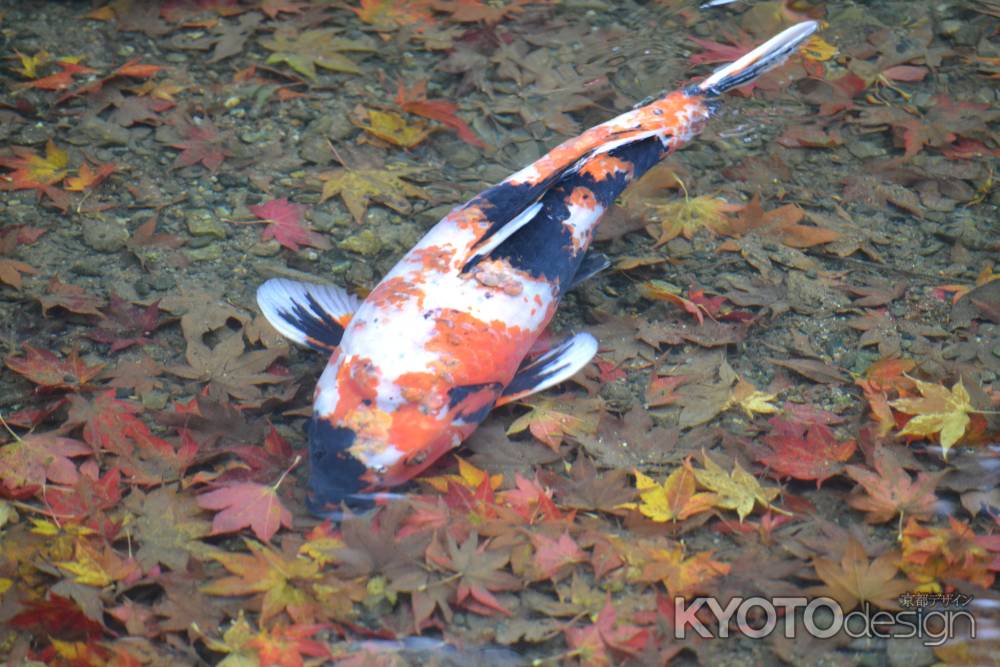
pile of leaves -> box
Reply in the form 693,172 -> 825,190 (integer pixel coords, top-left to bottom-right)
0,0 -> 998,666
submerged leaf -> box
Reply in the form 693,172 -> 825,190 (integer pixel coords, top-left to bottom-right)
890,377 -> 974,458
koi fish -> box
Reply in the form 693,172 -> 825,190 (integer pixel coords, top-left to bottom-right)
257,21 -> 818,513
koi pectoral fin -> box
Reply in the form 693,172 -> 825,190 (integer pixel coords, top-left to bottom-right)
566,252 -> 611,291
256,277 -> 360,352
496,332 -> 599,407
696,20 -> 818,96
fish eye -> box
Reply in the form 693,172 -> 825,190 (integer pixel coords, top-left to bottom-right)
362,398 -> 372,406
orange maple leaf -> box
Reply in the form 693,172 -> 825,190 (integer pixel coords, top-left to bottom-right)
0,140 -> 69,190
844,447 -> 941,524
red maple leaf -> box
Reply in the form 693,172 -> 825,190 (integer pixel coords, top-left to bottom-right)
396,80 -> 486,148
9,594 -> 105,641
5,345 -> 105,391
197,481 -> 293,542
86,293 -> 166,352
245,198 -> 332,252
58,58 -> 163,103
688,31 -> 758,66
0,433 -> 91,496
754,416 -> 857,487
64,391 -> 144,455
530,531 -> 587,581
170,119 -> 229,170
564,596 -> 650,667
20,59 -> 96,91
45,466 -> 123,529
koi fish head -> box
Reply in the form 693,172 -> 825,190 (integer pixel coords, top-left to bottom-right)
306,357 -> 500,512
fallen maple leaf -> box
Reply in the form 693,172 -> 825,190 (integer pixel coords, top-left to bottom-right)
260,28 -> 375,79
247,622 -> 331,667
5,346 -> 105,391
564,596 -> 649,667
640,195 -> 743,246
890,377 -> 975,459
541,456 -> 636,513
625,537 -> 730,597
201,539 -> 322,624
427,532 -> 520,617
0,433 -> 91,495
726,378 -> 781,419
687,450 -> 785,522
0,257 -> 38,289
17,58 -> 96,91
0,139 -> 69,190
844,446 -> 941,524
900,516 -> 997,589
169,118 -> 229,171
506,397 -> 602,451
38,277 -> 105,317
756,417 -> 857,487
638,280 -> 711,325
422,456 -> 502,493
244,198 -> 331,252
354,107 -> 431,148
353,0 -> 434,30
318,163 -> 429,224
64,161 -> 116,192
197,480 -> 293,542
396,80 -> 485,148
623,467 -> 717,522
725,195 -> 840,249
811,537 -> 911,610
530,532 -> 586,581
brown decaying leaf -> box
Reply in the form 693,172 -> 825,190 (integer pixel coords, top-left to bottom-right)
810,537 -> 911,610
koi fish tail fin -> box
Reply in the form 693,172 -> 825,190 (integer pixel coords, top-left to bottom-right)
695,20 -> 818,97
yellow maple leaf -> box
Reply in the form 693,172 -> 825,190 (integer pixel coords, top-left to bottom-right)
318,164 -> 428,223
890,377 -> 974,459
801,35 -> 838,61
726,378 -> 780,418
422,456 -> 503,493
623,468 -> 717,522
56,545 -> 113,587
15,50 -> 49,79
641,195 -> 743,247
688,450 -> 786,522
354,108 -> 431,148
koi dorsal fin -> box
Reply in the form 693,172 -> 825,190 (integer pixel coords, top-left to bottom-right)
256,278 -> 359,352
495,332 -> 598,407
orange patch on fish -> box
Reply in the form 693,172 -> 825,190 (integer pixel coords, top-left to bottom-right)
331,357 -> 379,420
426,311 -> 533,385
410,245 -> 455,272
566,186 -> 599,211
396,371 -> 447,407
367,276 -> 426,309
578,156 -> 633,182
